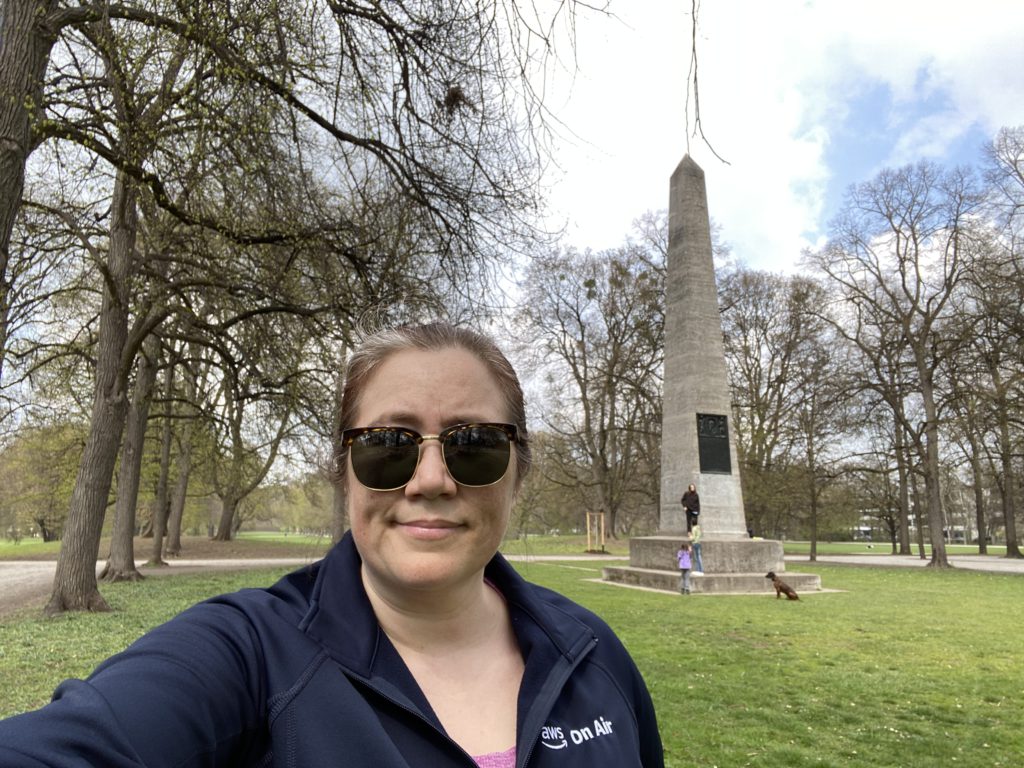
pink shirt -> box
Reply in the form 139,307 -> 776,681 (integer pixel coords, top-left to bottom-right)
474,746 -> 516,768
473,582 -> 517,768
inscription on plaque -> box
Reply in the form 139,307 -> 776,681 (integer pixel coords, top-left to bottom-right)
696,413 -> 731,473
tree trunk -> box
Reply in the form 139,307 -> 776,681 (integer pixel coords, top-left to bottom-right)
807,465 -> 819,563
100,335 -> 159,582
0,0 -> 57,388
165,415 -> 193,556
166,353 -> 198,557
331,482 -> 347,545
922,455 -> 949,567
148,361 -> 175,567
210,382 -> 291,542
45,171 -> 138,614
911,471 -> 927,560
330,360 -> 347,545
894,420 -> 912,555
967,439 -> 988,555
920,372 -> 950,567
214,494 -> 239,541
589,440 -> 616,538
997,416 -> 1022,558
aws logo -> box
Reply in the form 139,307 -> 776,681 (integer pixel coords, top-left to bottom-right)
540,717 -> 614,750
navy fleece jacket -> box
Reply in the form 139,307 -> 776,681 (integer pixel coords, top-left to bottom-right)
0,534 -> 663,768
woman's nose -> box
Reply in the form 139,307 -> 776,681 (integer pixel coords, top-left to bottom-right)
405,439 -> 457,498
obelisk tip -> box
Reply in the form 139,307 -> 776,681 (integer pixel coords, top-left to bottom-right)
672,154 -> 705,181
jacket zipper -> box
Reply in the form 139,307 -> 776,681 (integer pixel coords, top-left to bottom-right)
348,676 -> 483,767
516,635 -> 598,768
346,634 -> 598,768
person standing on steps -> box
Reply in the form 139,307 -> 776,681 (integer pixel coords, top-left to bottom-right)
676,541 -> 693,595
691,522 -> 704,575
681,483 -> 700,533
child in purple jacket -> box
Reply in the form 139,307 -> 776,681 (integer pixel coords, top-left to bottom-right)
677,541 -> 693,594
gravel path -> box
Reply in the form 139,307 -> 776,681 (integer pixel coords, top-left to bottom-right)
0,558 -> 310,618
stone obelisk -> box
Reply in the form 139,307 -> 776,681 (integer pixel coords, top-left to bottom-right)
659,155 -> 747,537
602,155 -> 820,594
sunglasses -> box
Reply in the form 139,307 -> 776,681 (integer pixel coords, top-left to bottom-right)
341,422 -> 519,491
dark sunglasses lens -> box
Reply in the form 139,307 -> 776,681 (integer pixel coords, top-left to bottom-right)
443,426 -> 511,486
350,429 -> 419,490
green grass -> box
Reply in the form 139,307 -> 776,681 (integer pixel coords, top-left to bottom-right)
0,538 -> 61,559
233,531 -> 328,545
0,532 -> 628,560
499,533 -> 630,556
516,561 -> 1024,768
2,561 -> 1023,767
0,569 -> 298,716
782,540 -> 1009,557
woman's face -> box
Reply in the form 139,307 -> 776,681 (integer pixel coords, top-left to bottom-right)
347,346 -> 518,598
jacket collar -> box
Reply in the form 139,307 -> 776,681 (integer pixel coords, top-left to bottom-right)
302,532 -> 595,679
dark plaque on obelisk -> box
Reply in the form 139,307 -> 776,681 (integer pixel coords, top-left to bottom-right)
696,413 -> 731,474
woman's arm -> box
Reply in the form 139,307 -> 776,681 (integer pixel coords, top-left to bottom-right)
0,602 -> 267,767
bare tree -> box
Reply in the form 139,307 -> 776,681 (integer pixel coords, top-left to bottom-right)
791,292 -> 854,560
519,242 -> 664,537
977,126 -> 1024,557
720,269 -> 838,539
1,0 -> 599,400
5,0 -> 599,613
808,162 -> 982,567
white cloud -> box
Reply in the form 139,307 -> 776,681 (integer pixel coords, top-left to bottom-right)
543,1 -> 1024,273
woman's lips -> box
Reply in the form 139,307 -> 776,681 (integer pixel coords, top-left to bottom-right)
397,519 -> 464,540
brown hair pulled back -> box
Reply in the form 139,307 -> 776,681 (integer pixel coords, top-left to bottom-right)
333,322 -> 531,489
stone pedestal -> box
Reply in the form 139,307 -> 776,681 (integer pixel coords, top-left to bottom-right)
603,535 -> 821,595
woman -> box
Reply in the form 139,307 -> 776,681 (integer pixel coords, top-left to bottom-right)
681,483 -> 700,533
0,322 -> 663,768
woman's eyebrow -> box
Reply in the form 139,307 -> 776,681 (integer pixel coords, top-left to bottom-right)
359,410 -> 499,430
361,410 -> 421,427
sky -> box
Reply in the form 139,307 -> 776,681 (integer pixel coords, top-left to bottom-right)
541,0 -> 1024,273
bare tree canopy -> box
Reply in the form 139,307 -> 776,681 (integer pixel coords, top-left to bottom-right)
0,0 -> 605,613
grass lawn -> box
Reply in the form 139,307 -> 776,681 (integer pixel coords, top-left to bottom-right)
0,538 -> 61,559
2,560 -> 1022,766
499,533 -> 631,557
782,540 -> 1008,557
524,561 -> 1024,768
233,531 -> 331,547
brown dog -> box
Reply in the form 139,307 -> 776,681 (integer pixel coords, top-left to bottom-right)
765,571 -> 799,600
